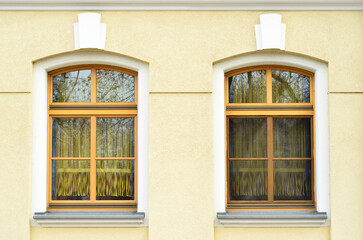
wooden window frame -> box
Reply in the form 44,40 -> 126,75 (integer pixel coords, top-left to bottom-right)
225,65 -> 316,210
47,65 -> 138,211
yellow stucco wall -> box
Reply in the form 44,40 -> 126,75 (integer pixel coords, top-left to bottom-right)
215,227 -> 330,240
0,11 -> 361,240
31,227 -> 148,240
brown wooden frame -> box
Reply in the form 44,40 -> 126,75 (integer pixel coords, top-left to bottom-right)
47,65 -> 138,211
225,65 -> 316,210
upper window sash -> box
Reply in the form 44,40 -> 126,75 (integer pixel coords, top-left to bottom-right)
48,65 -> 138,106
225,65 -> 314,107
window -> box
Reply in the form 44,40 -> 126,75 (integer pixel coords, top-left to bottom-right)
47,65 -> 138,210
225,65 -> 315,209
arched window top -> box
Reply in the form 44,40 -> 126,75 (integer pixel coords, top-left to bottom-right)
49,65 -> 137,104
225,65 -> 313,105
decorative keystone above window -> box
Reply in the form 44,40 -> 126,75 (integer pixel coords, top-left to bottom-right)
74,13 -> 106,50
255,14 -> 286,50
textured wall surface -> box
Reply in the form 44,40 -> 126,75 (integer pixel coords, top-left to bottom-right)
215,227 -> 330,240
0,11 -> 361,240
31,228 -> 148,240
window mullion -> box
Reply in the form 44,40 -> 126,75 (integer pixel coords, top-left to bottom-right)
266,68 -> 272,104
91,68 -> 97,103
267,117 -> 273,202
90,116 -> 97,202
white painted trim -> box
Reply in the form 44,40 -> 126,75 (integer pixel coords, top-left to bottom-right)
255,14 -> 286,50
74,13 -> 107,50
213,52 -> 330,227
0,0 -> 362,10
32,211 -> 145,227
32,219 -> 145,228
217,219 -> 327,228
31,51 -> 149,227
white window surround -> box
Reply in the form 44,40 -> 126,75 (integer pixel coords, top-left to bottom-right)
31,51 -> 149,227
213,52 -> 330,227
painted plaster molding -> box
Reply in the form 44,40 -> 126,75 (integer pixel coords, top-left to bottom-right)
255,14 -> 286,50
217,211 -> 327,227
74,13 -> 106,50
0,1 -> 362,10
33,211 -> 145,227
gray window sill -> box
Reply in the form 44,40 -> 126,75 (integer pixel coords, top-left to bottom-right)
32,211 -> 145,227
217,210 -> 327,227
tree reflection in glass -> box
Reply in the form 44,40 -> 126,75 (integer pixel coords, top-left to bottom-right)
272,70 -> 310,103
97,70 -> 135,103
96,118 -> 134,158
52,118 -> 90,158
53,70 -> 91,102
229,70 -> 266,103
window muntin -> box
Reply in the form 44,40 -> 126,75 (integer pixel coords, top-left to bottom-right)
225,66 -> 314,209
48,65 -> 138,210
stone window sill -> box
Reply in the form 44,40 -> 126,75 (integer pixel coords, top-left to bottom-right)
33,211 -> 145,227
217,210 -> 327,227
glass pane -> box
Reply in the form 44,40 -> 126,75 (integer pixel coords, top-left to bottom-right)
229,118 -> 267,158
96,160 -> 134,200
53,70 -> 91,102
273,118 -> 311,158
52,118 -> 90,157
272,70 -> 310,103
97,69 -> 135,102
274,160 -> 312,200
51,160 -> 90,200
229,160 -> 268,201
229,70 -> 266,103
96,118 -> 134,157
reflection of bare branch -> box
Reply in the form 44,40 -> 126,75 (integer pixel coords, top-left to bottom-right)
272,72 -> 297,102
247,71 -> 252,102
65,71 -> 80,102
96,118 -> 133,158
54,118 -> 90,157
97,70 -> 134,102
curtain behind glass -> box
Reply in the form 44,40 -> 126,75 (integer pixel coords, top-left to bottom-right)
229,118 -> 267,158
273,118 -> 312,200
273,118 -> 311,158
52,118 -> 90,158
230,160 -> 268,200
52,118 -> 91,200
273,160 -> 312,200
96,118 -> 134,200
229,118 -> 267,200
